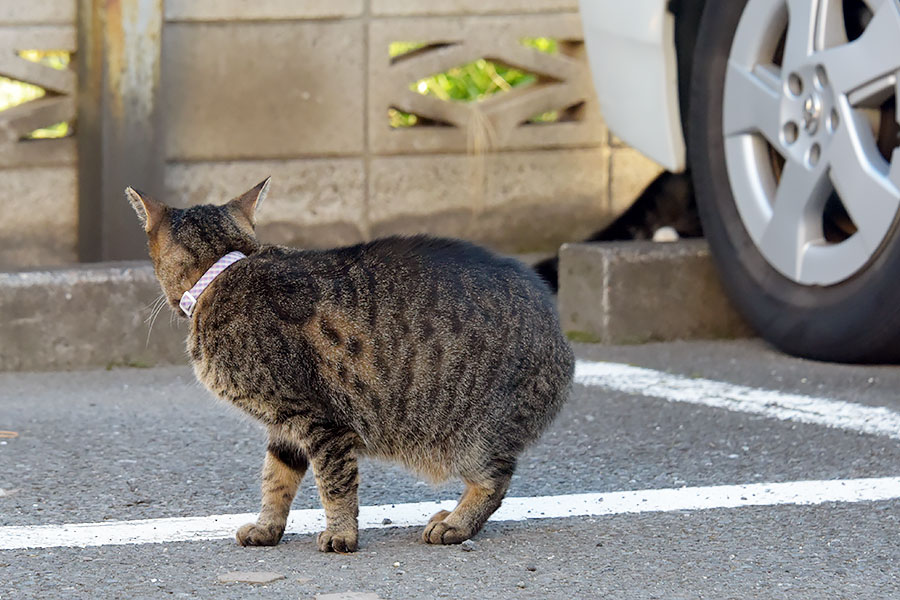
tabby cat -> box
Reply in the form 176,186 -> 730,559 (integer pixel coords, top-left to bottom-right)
127,179 -> 574,552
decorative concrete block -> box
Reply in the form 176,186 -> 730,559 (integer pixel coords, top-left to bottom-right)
0,26 -> 76,94
163,21 -> 364,160
0,26 -> 77,168
372,0 -> 578,16
0,167 -> 77,269
558,240 -> 752,344
165,158 -> 367,249
165,0 -> 363,21
368,14 -> 605,155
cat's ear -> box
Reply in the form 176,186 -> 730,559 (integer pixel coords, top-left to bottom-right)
125,187 -> 167,232
228,177 -> 270,227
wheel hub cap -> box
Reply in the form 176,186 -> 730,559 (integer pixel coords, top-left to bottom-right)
802,93 -> 823,134
722,0 -> 900,286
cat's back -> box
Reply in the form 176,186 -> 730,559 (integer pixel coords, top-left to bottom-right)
195,235 -> 572,461
199,235 -> 562,360
245,235 -> 555,315
355,235 -> 552,298
342,235 -> 560,337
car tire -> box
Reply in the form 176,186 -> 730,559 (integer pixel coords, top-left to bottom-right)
688,0 -> 900,363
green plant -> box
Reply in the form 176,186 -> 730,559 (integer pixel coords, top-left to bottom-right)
0,50 -> 72,139
389,38 -> 560,128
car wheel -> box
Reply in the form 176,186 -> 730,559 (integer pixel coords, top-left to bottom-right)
689,0 -> 900,362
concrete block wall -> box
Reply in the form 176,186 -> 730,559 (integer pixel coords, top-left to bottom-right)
0,1 -> 78,268
1,0 -> 666,270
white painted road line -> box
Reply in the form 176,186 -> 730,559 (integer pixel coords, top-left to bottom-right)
575,360 -> 900,440
2,477 -> 899,550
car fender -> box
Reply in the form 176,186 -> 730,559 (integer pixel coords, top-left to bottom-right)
578,0 -> 686,172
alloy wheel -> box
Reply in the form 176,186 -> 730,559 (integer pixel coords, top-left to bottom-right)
723,0 -> 900,285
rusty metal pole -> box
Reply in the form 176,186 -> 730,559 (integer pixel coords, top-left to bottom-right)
77,0 -> 164,262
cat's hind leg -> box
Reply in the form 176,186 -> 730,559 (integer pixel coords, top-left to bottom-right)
422,456 -> 515,545
307,430 -> 361,553
236,438 -> 307,546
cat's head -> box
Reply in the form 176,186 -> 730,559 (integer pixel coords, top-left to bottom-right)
126,178 -> 270,316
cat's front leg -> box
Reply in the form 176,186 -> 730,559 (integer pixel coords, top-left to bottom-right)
236,438 -> 307,546
305,430 -> 360,553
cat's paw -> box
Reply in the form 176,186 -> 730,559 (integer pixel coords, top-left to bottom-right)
427,509 -> 451,524
317,530 -> 358,553
422,517 -> 471,545
236,522 -> 283,547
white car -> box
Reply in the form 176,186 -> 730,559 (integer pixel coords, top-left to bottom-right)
580,0 -> 900,362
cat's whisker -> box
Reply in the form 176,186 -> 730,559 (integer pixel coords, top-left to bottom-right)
145,295 -> 167,347
145,307 -> 159,347
140,294 -> 163,313
143,294 -> 166,324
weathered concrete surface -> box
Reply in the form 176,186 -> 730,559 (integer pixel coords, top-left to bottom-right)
2,2 -> 662,270
165,0 -> 363,21
475,149 -> 611,252
372,0 -> 578,16
368,154 -> 477,241
369,149 -> 610,253
558,240 -> 753,344
0,0 -> 75,24
0,262 -> 186,371
609,146 -> 665,214
165,158 -> 367,248
0,167 -> 78,269
162,21 -> 364,160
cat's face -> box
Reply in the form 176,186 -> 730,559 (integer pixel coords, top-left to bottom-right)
126,179 -> 270,316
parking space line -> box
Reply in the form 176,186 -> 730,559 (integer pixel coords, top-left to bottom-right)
575,360 -> 900,440
2,476 -> 898,550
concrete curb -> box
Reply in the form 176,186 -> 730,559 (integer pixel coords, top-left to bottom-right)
0,262 -> 186,372
0,241 -> 753,372
558,240 -> 753,345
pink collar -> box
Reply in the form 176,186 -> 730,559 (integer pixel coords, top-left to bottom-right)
179,251 -> 247,317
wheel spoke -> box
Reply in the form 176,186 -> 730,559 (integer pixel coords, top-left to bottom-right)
813,0 -> 847,49
783,0 -> 842,70
828,105 -> 900,253
758,158 -> 832,280
724,62 -> 783,147
816,0 -> 900,98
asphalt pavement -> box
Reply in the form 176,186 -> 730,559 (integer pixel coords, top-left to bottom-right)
1,338 -> 899,599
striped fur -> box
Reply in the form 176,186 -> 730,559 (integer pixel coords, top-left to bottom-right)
128,180 -> 574,552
